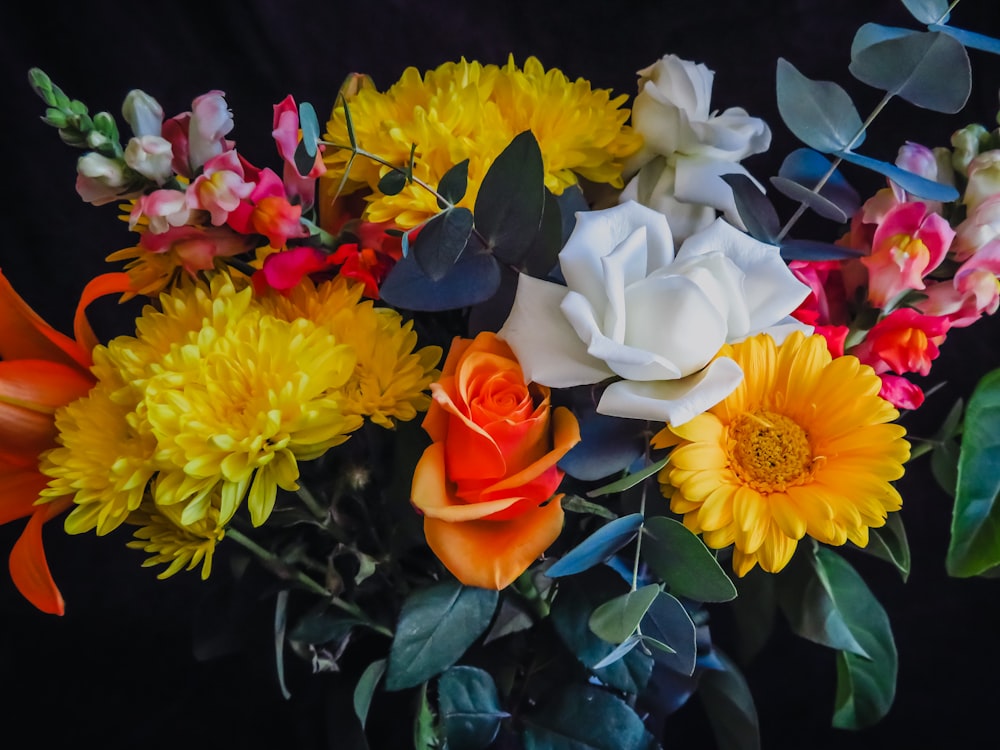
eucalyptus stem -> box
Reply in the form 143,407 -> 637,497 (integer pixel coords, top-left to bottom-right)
776,90 -> 895,242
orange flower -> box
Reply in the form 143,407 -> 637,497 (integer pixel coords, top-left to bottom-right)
411,332 -> 581,589
0,269 -> 129,614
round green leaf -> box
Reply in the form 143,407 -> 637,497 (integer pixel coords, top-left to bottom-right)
901,0 -> 950,24
544,513 -> 643,578
639,590 -> 697,675
412,207 -> 475,281
641,516 -> 737,602
588,584 -> 660,644
776,58 -> 864,154
385,581 -> 498,691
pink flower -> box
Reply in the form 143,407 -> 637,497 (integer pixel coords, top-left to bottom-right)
851,307 -> 949,377
952,194 -> 1000,262
917,239 -> 1000,327
186,150 -> 255,226
272,95 -> 326,211
861,201 -> 955,308
129,189 -> 190,233
252,246 -> 336,294
877,374 -> 925,410
139,224 -> 251,274
188,90 -> 234,171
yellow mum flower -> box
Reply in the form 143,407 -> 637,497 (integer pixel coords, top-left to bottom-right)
652,331 -> 910,577
323,55 -> 642,228
259,276 -> 442,428
126,489 -> 226,580
39,381 -> 158,537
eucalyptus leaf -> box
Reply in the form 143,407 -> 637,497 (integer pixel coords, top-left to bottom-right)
730,569 -> 777,666
438,666 -> 509,750
930,437 -> 960,498
412,207 -> 475,280
474,130 -> 546,265
549,568 -> 653,693
720,173 -> 780,243
354,658 -> 387,728
818,548 -> 897,729
414,682 -> 438,750
587,456 -> 669,497
849,26 -> 971,113
288,607 -> 364,644
588,584 -> 661,644
641,516 -> 737,603
378,169 -> 408,196
298,100 -> 319,157
698,649 -> 761,750
521,683 -> 658,750
385,581 -> 498,691
558,397 -> 647,482
639,591 -> 697,675
591,632 -> 643,670
561,494 -> 618,520
930,24 -> 1000,56
775,58 -> 865,154
437,159 -> 470,208
769,176 -> 848,223
901,0 -> 950,24
779,238 -> 865,261
378,247 -> 501,312
776,545 -> 869,657
836,150 -> 959,202
777,148 -> 860,216
947,367 -> 1000,577
483,595 -> 536,644
521,187 -> 564,277
544,514 -> 644,578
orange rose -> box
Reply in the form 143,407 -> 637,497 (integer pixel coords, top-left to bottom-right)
411,331 -> 581,589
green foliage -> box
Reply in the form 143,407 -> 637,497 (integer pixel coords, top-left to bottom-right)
386,581 -> 499,690
412,207 -> 475,280
641,516 -> 738,603
588,584 -> 661,644
353,658 -> 387,728
544,513 -> 643,578
638,591 -> 697,674
521,683 -> 659,750
858,512 -> 911,581
698,650 -> 760,750
947,367 -> 1000,577
437,666 -> 509,750
776,59 -> 865,154
437,159 -> 470,208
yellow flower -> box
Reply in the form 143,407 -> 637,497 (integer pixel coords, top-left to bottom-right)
259,276 -> 442,428
126,488 -> 226,580
323,55 -> 642,228
652,331 -> 910,577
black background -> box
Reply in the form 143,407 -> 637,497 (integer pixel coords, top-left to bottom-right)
2,1 -> 1000,748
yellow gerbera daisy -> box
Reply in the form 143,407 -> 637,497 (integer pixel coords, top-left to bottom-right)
323,55 -> 642,229
259,276 -> 442,428
652,331 -> 911,577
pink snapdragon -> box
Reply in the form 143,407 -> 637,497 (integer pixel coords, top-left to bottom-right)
272,95 -> 326,211
852,307 -> 949,377
861,201 -> 955,308
917,239 -> 1000,327
129,188 -> 191,233
139,224 -> 251,274
186,150 -> 255,226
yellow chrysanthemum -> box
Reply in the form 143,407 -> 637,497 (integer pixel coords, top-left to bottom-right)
652,331 -> 911,577
39,381 -> 158,536
126,490 -> 226,580
323,55 -> 642,228
259,276 -> 442,428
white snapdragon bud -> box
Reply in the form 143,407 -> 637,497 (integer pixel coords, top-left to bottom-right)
124,134 -> 174,184
123,89 -> 164,137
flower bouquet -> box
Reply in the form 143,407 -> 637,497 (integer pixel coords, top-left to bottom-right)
3,1 -> 1000,748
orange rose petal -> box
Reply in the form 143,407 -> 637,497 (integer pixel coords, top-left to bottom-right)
423,495 -> 565,589
9,507 -> 66,615
0,270 -> 89,370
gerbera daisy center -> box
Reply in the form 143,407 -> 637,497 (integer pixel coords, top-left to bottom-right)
728,409 -> 812,490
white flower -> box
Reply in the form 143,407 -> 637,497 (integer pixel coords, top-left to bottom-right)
122,89 -> 164,138
498,201 -> 810,426
621,55 -> 771,241
124,134 -> 174,184
75,152 -> 137,206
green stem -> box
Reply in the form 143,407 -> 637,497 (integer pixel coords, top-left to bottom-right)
296,485 -> 328,521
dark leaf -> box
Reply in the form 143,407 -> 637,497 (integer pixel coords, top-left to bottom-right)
587,456 -> 669,497
558,391 -> 647,481
641,516 -> 737,603
437,159 -> 470,208
545,514 -> 644,577
474,130 -> 545,265
775,58 -> 865,154
699,649 -> 761,750
720,173 -> 780,243
379,247 -> 501,312
779,238 -> 865,262
818,548 -> 897,729
777,148 -> 860,217
849,26 -> 971,113
639,591 -> 697,675
730,569 -> 777,665
378,169 -> 408,196
438,666 -> 509,750
770,176 -> 848,223
521,683 -> 659,750
385,581 -> 498,691
522,188 -> 564,277
412,207 -> 475,280
947,367 -> 1000,576
353,658 -> 387,728
855,511 -> 911,581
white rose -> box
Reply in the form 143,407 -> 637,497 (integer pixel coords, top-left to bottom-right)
498,201 -> 810,426
621,55 -> 771,241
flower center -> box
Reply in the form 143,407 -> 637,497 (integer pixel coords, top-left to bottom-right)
728,410 -> 813,491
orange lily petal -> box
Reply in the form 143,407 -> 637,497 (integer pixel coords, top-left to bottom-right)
9,501 -> 70,615
0,464 -> 51,525
423,494 -> 565,590
73,272 -> 133,355
0,269 -> 90,370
